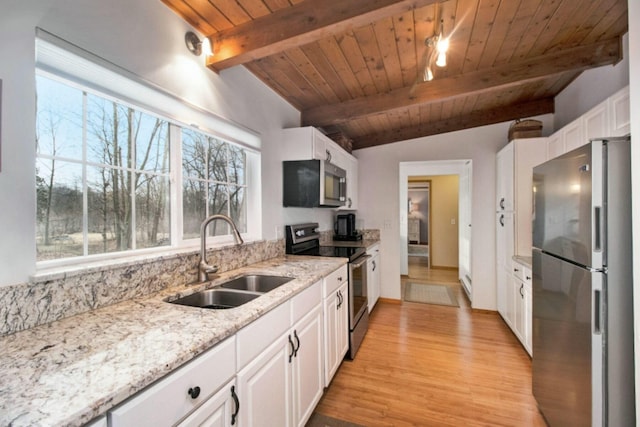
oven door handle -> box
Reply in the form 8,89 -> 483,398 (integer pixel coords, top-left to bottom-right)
350,254 -> 371,269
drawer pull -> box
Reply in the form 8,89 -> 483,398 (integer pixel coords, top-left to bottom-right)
526,276 -> 531,281
188,386 -> 201,399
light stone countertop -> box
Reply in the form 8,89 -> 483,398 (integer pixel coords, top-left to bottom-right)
512,255 -> 533,269
0,255 -> 347,427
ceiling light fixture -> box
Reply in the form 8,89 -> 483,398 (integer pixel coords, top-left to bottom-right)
423,19 -> 449,82
185,31 -> 213,57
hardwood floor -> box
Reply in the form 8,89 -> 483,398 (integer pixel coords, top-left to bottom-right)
312,257 -> 546,426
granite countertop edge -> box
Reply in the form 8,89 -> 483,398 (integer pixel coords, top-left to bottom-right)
0,255 -> 347,427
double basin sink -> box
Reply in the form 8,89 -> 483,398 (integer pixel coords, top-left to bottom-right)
168,275 -> 294,310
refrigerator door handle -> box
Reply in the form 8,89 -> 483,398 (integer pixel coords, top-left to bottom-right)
594,206 -> 602,252
594,289 -> 601,334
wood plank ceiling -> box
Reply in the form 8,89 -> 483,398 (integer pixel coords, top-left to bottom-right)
162,0 -> 628,150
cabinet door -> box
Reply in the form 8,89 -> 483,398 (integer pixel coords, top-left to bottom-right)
178,380 -> 237,427
291,305 -> 324,427
497,267 -> 508,320
496,212 -> 514,272
546,133 -> 564,160
496,143 -> 514,211
522,283 -> 532,356
513,277 -> 525,342
608,87 -> 630,137
323,290 -> 339,387
504,271 -> 516,329
236,336 -> 292,427
367,253 -> 380,312
563,118 -> 584,153
583,102 -> 609,141
336,282 -> 349,363
344,156 -> 358,210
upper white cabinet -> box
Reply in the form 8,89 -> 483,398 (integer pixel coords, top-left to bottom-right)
279,127 -> 358,210
497,138 -> 546,256
609,87 -> 631,136
547,86 -> 630,158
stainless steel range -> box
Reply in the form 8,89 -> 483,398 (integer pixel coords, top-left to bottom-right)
285,223 -> 369,359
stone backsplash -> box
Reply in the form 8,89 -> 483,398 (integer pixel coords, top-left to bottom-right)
0,239 -> 284,337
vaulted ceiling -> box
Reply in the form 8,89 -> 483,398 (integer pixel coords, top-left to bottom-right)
162,0 -> 628,150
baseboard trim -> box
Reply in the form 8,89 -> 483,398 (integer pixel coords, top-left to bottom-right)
378,297 -> 401,305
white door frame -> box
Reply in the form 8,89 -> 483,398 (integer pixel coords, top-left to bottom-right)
399,161 -> 472,287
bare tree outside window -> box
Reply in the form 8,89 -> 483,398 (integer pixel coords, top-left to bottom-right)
36,75 -> 170,261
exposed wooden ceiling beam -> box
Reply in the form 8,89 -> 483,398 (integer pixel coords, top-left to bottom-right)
206,0 -> 439,72
303,38 -> 620,127
351,97 -> 555,149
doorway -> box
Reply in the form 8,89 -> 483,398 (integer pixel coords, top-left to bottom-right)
399,161 -> 472,300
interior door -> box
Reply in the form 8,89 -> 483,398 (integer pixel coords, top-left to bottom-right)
458,162 -> 472,292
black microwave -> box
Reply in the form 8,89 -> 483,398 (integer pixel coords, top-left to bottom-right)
283,160 -> 347,207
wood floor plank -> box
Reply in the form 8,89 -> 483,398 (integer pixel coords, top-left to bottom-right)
312,258 -> 546,426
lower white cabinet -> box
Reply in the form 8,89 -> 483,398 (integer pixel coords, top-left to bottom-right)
109,337 -> 236,427
322,266 -> 349,387
367,245 -> 380,312
178,379 -> 238,427
235,281 -> 324,427
107,265 -> 352,427
498,259 -> 532,356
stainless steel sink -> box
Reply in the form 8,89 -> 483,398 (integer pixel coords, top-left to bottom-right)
169,289 -> 260,309
219,275 -> 293,293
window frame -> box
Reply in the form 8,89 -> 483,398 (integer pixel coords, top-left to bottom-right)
35,33 -> 262,270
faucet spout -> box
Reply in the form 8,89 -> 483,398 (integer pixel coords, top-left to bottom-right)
198,214 -> 244,282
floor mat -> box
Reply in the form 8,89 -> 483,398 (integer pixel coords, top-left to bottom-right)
404,282 -> 459,307
305,413 -> 366,427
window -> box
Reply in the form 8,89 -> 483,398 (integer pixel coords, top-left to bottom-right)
35,41 -> 260,265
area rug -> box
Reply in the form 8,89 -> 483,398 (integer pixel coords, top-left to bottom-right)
408,244 -> 429,257
404,282 -> 459,307
305,413 -> 365,427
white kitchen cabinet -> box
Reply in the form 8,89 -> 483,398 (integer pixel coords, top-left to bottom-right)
178,380 -> 238,427
511,260 -> 532,356
322,265 -> 349,387
496,138 -> 543,345
562,117 -> 584,153
367,245 -> 381,312
547,86 -> 630,161
583,101 -> 609,141
495,142 -> 514,212
608,86 -> 631,136
278,127 -> 358,210
236,281 -> 323,427
109,337 -> 236,427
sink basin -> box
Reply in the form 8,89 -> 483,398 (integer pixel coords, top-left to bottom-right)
219,275 -> 293,293
169,289 -> 260,309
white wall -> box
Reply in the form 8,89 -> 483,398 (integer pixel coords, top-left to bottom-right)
0,0 -> 300,286
554,33 -> 630,130
354,113 -> 554,310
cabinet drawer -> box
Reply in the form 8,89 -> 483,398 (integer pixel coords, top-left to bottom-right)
512,261 -> 532,287
109,336 -> 236,427
323,265 -> 348,297
236,300 -> 291,371
292,280 -> 322,325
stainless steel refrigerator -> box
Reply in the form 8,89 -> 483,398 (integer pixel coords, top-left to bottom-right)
531,136 -> 634,426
